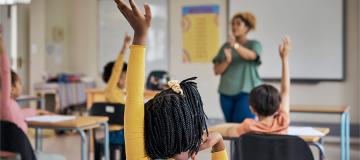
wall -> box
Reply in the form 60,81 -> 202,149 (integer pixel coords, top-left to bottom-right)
29,0 -> 46,95
169,0 -> 228,118
44,0 -> 70,74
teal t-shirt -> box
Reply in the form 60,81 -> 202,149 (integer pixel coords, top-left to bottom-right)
212,40 -> 263,95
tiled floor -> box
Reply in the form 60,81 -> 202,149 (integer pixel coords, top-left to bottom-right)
30,133 -> 360,160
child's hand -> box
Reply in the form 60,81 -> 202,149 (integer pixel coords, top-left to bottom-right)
122,33 -> 132,49
199,132 -> 225,153
279,36 -> 292,59
114,0 -> 152,45
224,48 -> 232,63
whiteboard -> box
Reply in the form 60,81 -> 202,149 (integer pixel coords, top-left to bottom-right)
98,0 -> 168,77
229,0 -> 344,80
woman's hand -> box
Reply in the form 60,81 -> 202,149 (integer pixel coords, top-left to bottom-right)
224,48 -> 232,63
279,36 -> 291,59
114,0 -> 152,45
199,132 -> 225,153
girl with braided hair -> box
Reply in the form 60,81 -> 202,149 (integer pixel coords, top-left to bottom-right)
113,0 -> 228,159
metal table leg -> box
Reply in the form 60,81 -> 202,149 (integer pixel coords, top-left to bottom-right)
77,129 -> 88,160
341,112 -> 346,160
345,112 -> 350,160
309,142 -> 325,160
102,122 -> 110,160
35,128 -> 42,151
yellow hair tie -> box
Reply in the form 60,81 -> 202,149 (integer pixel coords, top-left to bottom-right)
168,80 -> 184,95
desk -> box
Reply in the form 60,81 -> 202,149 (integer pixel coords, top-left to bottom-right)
85,89 -> 159,109
209,124 -> 329,160
35,82 -> 96,112
290,105 -> 350,160
27,116 -> 109,160
16,95 -> 45,110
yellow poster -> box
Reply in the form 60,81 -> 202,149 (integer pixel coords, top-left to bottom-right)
182,5 -> 220,63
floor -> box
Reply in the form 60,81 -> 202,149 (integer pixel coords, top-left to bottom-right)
29,132 -> 360,160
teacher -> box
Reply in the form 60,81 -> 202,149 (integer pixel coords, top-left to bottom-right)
213,12 -> 262,122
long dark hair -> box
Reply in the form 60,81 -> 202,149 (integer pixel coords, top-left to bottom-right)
144,77 -> 208,159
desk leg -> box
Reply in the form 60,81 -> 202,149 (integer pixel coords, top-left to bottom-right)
35,128 -> 42,151
40,97 -> 45,110
345,112 -> 350,160
77,129 -> 87,160
341,112 -> 346,160
309,142 -> 325,160
102,122 -> 109,160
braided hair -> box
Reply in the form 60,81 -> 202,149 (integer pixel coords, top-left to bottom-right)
144,77 -> 208,159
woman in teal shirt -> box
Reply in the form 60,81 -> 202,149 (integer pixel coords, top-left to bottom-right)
213,12 -> 262,122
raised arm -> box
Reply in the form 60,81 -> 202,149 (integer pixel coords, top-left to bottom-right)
105,34 -> 131,101
0,29 -> 12,116
278,36 -> 291,113
114,0 -> 151,159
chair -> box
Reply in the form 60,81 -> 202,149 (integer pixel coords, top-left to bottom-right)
89,102 -> 125,160
146,70 -> 170,90
0,120 -> 37,160
234,133 -> 314,160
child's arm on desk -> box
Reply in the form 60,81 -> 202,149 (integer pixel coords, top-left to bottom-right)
279,36 -> 292,114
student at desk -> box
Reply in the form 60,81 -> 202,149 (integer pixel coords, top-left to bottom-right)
99,34 -> 131,160
212,36 -> 292,137
0,28 -> 63,160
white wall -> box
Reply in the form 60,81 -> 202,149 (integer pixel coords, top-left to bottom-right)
29,0 -> 46,95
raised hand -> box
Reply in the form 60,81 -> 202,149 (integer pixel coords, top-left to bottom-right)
114,0 -> 152,45
122,33 -> 132,49
279,36 -> 292,59
0,25 -> 4,54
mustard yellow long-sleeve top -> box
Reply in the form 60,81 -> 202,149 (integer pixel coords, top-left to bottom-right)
125,45 -> 228,160
104,52 -> 126,104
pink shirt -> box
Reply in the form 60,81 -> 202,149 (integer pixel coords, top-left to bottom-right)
0,52 -> 36,133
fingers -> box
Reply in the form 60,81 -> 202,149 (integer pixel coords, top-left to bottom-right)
129,0 -> 142,15
114,0 -> 132,15
144,3 -> 152,26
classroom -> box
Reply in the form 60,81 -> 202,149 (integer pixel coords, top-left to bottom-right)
0,0 -> 359,160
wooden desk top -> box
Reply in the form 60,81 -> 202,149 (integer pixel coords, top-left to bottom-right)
28,116 -> 108,129
301,128 -> 330,142
16,95 -> 41,102
86,88 -> 159,100
290,105 -> 349,113
109,124 -> 124,131
209,123 -> 329,143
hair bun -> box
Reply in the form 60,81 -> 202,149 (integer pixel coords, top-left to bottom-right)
168,80 -> 184,95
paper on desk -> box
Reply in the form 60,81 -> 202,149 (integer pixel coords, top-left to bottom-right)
26,115 -> 76,123
288,126 -> 325,136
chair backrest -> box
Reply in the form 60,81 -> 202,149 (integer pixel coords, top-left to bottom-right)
0,121 -> 37,160
146,70 -> 170,90
89,102 -> 125,125
238,133 -> 314,160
